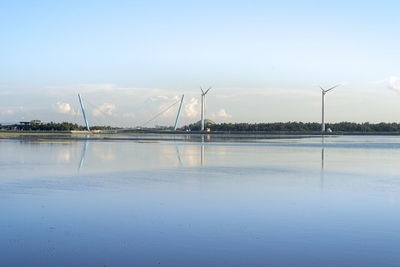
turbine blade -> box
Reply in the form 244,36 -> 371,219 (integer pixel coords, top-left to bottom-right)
320,86 -> 324,91
200,87 -> 204,94
325,84 -> 340,93
204,87 -> 212,95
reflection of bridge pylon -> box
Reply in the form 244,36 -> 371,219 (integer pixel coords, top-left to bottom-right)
78,137 -> 89,172
176,145 -> 183,166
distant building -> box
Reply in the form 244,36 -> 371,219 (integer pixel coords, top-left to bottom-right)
30,120 -> 44,125
19,120 -> 44,126
195,119 -> 216,128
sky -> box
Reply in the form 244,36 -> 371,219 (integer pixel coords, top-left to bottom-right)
1,0 -> 400,127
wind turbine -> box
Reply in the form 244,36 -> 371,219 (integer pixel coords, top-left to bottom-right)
200,86 -> 212,131
320,85 -> 339,132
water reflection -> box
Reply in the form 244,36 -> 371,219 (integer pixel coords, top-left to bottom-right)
1,136 -> 400,266
320,136 -> 325,191
200,134 -> 210,166
175,145 -> 182,166
320,147 -> 325,191
201,144 -> 205,166
78,137 -> 89,172
92,143 -> 117,161
2,135 -> 400,179
56,144 -> 72,163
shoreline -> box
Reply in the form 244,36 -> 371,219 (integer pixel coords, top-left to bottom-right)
1,129 -> 400,135
0,130 -> 400,143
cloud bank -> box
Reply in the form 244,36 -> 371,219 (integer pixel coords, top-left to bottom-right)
388,76 -> 400,93
216,109 -> 232,118
211,108 -> 232,120
183,97 -> 199,118
92,103 -> 116,117
54,102 -> 79,115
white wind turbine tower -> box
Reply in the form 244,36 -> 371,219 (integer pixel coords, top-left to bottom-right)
200,86 -> 212,131
320,84 -> 339,132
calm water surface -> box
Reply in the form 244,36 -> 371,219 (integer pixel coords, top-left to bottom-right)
1,135 -> 400,266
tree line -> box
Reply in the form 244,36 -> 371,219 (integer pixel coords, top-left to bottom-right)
0,122 -> 113,131
2,121 -> 400,133
181,122 -> 400,133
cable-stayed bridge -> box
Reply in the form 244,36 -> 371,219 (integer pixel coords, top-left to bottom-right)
76,93 -> 185,132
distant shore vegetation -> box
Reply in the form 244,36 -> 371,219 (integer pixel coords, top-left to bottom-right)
0,122 -> 112,131
182,122 -> 400,133
2,121 -> 400,133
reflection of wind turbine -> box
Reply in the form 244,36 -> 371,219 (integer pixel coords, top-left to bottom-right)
200,87 -> 212,131
201,144 -> 205,166
78,137 -> 89,172
201,135 -> 205,166
320,85 -> 339,132
320,148 -> 325,191
320,136 -> 325,191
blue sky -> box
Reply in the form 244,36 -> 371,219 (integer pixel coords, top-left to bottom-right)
1,0 -> 400,126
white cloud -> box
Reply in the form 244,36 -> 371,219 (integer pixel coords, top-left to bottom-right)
92,103 -> 116,117
150,95 -> 169,102
54,102 -> 79,115
387,76 -> 400,93
79,83 -> 118,92
183,97 -> 199,118
211,108 -> 232,119
217,108 -> 232,118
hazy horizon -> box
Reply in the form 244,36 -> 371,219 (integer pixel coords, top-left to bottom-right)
1,1 -> 400,127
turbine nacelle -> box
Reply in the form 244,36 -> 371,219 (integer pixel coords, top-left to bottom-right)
320,84 -> 340,95
200,86 -> 212,96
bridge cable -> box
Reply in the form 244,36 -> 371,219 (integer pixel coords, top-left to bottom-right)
141,99 -> 181,128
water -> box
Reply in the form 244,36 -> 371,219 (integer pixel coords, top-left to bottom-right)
1,135 -> 400,266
